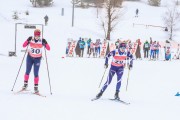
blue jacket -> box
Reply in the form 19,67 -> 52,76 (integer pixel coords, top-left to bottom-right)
79,40 -> 86,49
87,39 -> 91,47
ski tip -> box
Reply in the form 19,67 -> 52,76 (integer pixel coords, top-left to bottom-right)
91,98 -> 98,101
33,92 -> 46,98
109,98 -> 130,105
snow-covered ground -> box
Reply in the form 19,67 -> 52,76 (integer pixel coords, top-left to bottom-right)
0,0 -> 180,120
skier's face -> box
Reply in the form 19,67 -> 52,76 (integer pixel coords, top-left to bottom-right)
120,47 -> 126,52
34,36 -> 40,40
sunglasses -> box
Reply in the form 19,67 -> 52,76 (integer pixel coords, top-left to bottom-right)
120,47 -> 126,50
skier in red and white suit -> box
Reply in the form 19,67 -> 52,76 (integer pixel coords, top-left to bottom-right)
22,29 -> 50,93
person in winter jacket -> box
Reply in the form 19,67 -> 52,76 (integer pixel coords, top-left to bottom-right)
79,38 -> 86,57
87,38 -> 92,55
115,39 -> 120,49
135,39 -> 142,59
75,37 -> 81,57
89,41 -> 95,58
155,41 -> 161,60
95,39 -> 101,57
143,40 -> 150,59
22,29 -> 50,93
44,15 -> 49,26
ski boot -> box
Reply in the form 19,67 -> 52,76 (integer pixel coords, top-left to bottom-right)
22,81 -> 28,90
34,84 -> 39,93
114,90 -> 120,100
96,91 -> 103,99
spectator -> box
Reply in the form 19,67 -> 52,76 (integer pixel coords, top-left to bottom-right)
135,39 -> 142,59
115,39 -> 120,49
75,37 -> 82,57
44,15 -> 49,26
165,27 -> 168,32
89,41 -> 95,58
143,40 -> 150,59
95,39 -> 101,57
155,41 -> 161,60
127,40 -> 133,53
79,38 -> 86,57
150,41 -> 156,60
135,8 -> 139,17
87,38 -> 92,55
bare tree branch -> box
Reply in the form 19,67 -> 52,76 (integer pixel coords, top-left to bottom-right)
163,5 -> 180,40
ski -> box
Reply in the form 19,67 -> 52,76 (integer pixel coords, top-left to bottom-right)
14,89 -> 30,94
91,97 -> 99,101
32,92 -> 46,97
109,98 -> 130,105
14,89 -> 46,97
91,97 -> 130,105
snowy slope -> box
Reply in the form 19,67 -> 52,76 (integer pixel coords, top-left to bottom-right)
0,0 -> 180,120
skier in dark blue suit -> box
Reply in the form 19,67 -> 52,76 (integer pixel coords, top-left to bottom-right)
95,42 -> 133,100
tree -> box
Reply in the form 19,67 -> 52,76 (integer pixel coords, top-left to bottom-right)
100,0 -> 124,40
148,0 -> 161,6
30,0 -> 53,7
94,0 -> 104,18
163,5 -> 180,40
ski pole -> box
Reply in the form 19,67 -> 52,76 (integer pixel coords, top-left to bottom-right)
98,68 -> 107,88
41,25 -> 52,95
44,48 -> 52,95
11,45 -> 29,91
126,68 -> 130,91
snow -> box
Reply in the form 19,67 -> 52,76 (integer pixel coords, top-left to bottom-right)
0,0 -> 180,120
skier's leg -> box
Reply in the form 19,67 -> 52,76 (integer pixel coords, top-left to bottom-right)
23,55 -> 33,89
101,69 -> 116,92
114,68 -> 124,99
33,57 -> 41,93
116,68 -> 124,92
96,69 -> 116,98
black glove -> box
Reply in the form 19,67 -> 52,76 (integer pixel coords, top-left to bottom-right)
27,36 -> 32,42
104,63 -> 108,69
42,38 -> 48,44
129,64 -> 133,70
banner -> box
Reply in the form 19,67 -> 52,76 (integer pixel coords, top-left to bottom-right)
68,40 -> 77,57
100,40 -> 109,58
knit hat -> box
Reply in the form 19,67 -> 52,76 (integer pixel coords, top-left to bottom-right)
119,42 -> 126,48
34,29 -> 41,36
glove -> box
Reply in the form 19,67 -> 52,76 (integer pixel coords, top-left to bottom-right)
129,64 -> 133,70
42,38 -> 48,44
104,63 -> 108,69
27,36 -> 32,42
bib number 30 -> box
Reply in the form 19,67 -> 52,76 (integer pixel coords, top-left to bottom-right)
31,48 -> 41,54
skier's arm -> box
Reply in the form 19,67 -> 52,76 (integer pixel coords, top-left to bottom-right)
105,50 -> 115,65
127,52 -> 133,66
23,36 -> 32,47
42,39 -> 50,50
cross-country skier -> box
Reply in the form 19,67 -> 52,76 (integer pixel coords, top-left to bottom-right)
95,42 -> 133,100
22,29 -> 50,93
